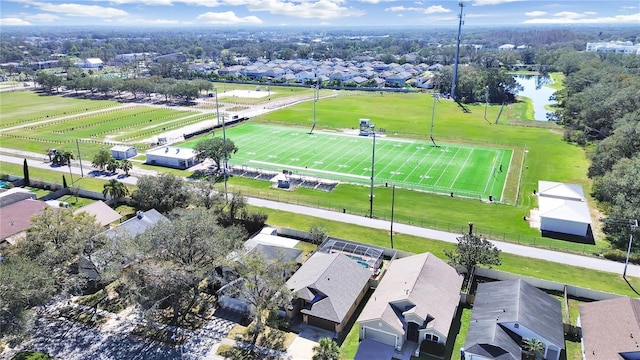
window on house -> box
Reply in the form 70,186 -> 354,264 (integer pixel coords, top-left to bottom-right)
432,335 -> 439,342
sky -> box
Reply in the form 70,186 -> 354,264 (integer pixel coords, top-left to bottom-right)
0,0 -> 639,28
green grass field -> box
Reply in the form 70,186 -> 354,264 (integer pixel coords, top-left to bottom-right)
183,123 -> 512,200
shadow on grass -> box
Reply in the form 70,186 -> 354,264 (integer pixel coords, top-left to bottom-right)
541,226 -> 595,246
624,277 -> 640,296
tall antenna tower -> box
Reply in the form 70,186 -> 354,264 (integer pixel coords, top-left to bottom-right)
451,1 -> 465,101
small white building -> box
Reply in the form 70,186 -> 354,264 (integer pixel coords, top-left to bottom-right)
538,181 -> 592,237
74,58 -> 103,68
110,145 -> 138,160
145,146 -> 201,169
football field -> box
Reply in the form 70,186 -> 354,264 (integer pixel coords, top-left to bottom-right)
184,123 -> 513,201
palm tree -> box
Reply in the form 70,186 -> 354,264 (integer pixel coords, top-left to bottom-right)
119,159 -> 133,176
524,338 -> 544,360
312,338 -> 340,360
103,179 -> 129,206
106,158 -> 119,174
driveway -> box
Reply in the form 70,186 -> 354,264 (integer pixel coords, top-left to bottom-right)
286,324 -> 336,360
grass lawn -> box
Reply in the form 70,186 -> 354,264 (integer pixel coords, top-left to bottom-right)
257,207 -> 640,296
183,123 -> 513,201
0,161 -> 131,193
0,90 -> 117,127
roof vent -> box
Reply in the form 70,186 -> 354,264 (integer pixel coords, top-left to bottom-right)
136,211 -> 144,219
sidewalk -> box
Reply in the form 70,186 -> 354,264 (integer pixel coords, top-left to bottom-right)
1,150 -> 637,277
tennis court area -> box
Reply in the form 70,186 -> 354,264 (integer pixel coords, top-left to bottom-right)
183,123 -> 513,201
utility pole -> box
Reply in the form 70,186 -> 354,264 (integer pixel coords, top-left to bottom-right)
75,139 -> 84,178
624,220 -> 638,278
451,1 -> 465,101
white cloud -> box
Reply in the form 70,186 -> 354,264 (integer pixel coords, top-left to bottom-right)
107,0 -> 221,6
195,11 -> 262,24
358,0 -> 396,4
385,4 -> 449,14
0,17 -> 32,25
19,1 -> 129,18
472,0 -> 520,6
524,12 -> 640,24
553,11 -> 586,19
243,0 -> 365,20
525,11 -> 546,17
25,13 -> 61,22
423,5 -> 449,14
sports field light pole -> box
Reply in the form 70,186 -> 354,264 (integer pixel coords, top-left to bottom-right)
390,184 -> 395,249
624,219 -> 638,278
310,83 -> 319,134
430,93 -> 438,147
369,124 -> 376,219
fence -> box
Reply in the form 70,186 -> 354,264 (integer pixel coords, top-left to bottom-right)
474,267 -> 621,301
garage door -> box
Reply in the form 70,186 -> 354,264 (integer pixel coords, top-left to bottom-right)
364,327 -> 396,347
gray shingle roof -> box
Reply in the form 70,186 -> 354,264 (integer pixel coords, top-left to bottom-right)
357,252 -> 463,338
286,252 -> 370,323
103,209 -> 168,240
464,279 -> 565,359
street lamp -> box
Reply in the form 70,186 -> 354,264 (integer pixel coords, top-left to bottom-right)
624,219 -> 638,278
369,124 -> 376,218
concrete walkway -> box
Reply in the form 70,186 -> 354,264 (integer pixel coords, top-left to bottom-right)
1,150 -> 638,277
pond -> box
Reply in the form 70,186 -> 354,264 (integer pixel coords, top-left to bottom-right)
514,75 -> 557,121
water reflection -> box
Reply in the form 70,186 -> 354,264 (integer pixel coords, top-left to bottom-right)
514,75 -> 557,121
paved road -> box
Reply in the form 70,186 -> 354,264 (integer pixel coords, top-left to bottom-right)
1,150 -> 638,277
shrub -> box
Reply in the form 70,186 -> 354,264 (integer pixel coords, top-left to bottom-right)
603,249 -> 640,265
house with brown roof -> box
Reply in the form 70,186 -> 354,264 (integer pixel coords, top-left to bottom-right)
0,199 -> 49,246
74,201 -> 122,227
579,296 -> 640,360
357,252 -> 463,355
286,252 -> 371,335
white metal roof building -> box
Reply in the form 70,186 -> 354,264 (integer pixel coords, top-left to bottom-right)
145,146 -> 201,169
538,181 -> 592,237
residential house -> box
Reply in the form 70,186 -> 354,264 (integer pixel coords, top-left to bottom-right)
74,58 -> 103,68
79,209 -> 168,280
0,187 -> 36,207
217,65 -> 243,77
386,71 -> 412,87
0,199 -> 48,247
357,253 -> 463,353
286,252 -> 371,335
463,279 -> 565,360
74,201 -> 122,227
499,44 -> 516,51
579,296 -> 640,360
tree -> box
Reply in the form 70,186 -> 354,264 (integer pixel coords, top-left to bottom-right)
193,137 -> 238,173
119,159 -> 133,176
231,251 -> 295,353
524,338 -> 544,360
52,150 -> 73,166
309,224 -> 328,245
131,173 -> 190,213
23,158 -> 29,186
16,208 -> 106,296
121,208 -> 246,326
444,231 -> 501,278
312,338 -> 341,360
106,158 -> 119,174
190,180 -> 224,210
92,148 -> 112,171
0,256 -> 55,345
103,179 -> 129,206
